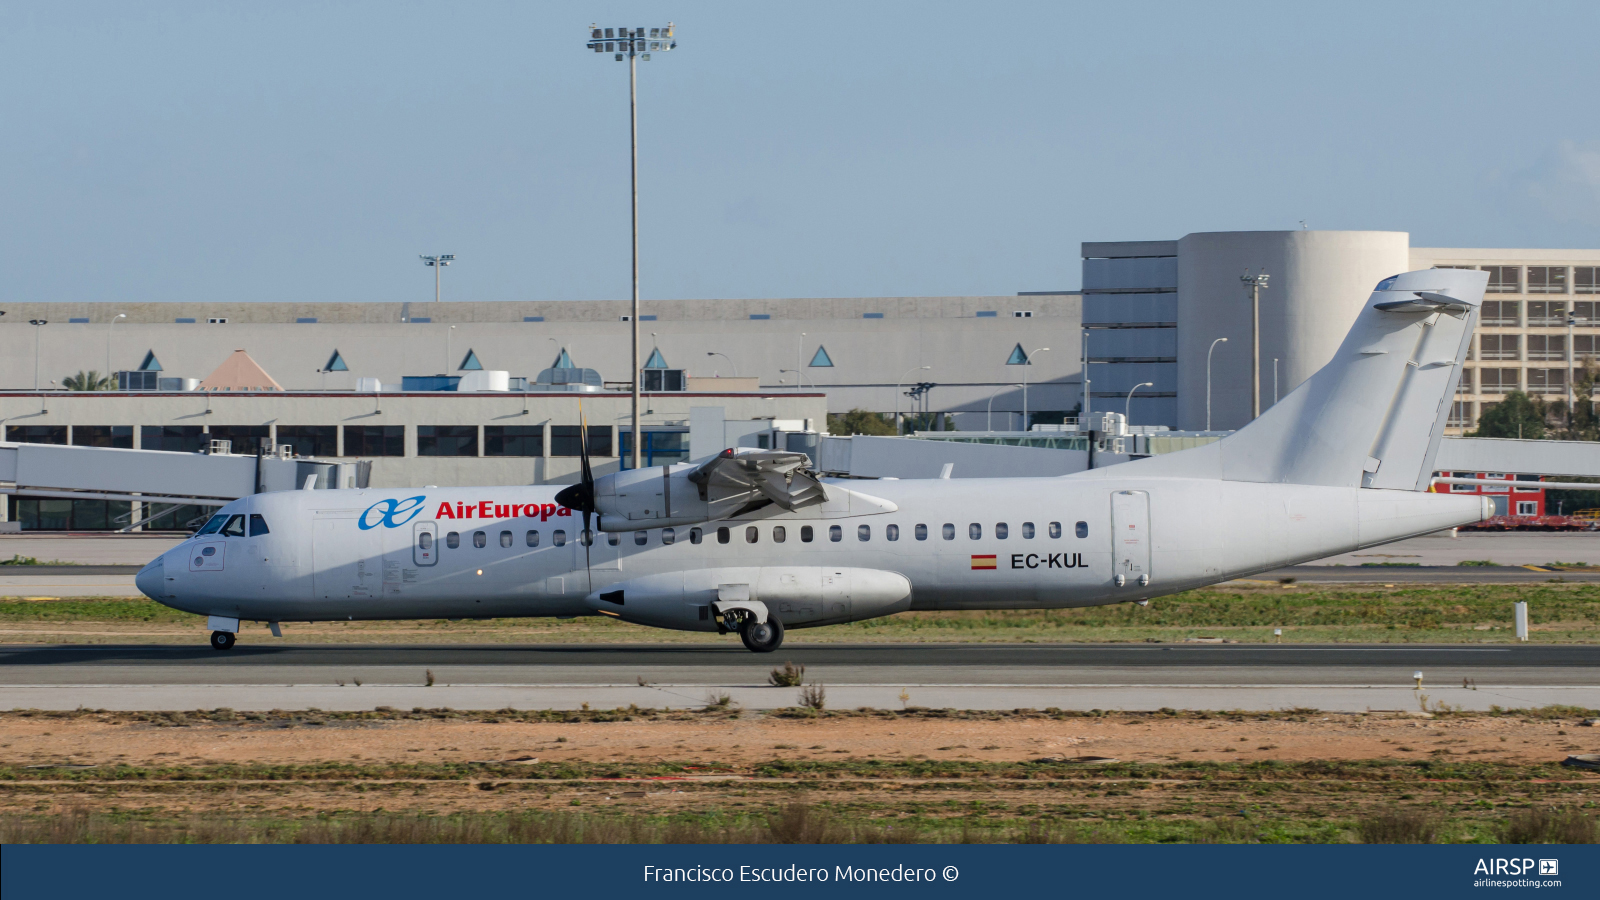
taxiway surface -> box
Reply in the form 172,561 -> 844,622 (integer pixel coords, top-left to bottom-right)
2,643 -> 1594,713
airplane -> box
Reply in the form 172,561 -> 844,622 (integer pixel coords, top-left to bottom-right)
138,268 -> 1496,653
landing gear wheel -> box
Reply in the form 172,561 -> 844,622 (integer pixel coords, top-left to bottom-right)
210,630 -> 236,651
739,616 -> 784,653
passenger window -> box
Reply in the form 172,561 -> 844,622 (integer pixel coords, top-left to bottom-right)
607,533 -> 620,547
914,523 -> 927,541
772,526 -> 786,543
1049,522 -> 1062,539
500,530 -> 513,548
717,527 -> 730,544
689,527 -> 703,545
249,514 -> 270,536
829,525 -> 842,542
858,524 -> 871,541
662,527 -> 675,545
968,523 -> 982,540
1076,521 -> 1089,538
446,531 -> 460,549
473,531 -> 487,549
526,530 -> 540,547
635,530 -> 648,546
800,525 -> 813,543
221,515 -> 246,537
942,523 -> 955,540
196,514 -> 228,535
886,524 -> 899,541
552,530 -> 567,547
418,532 -> 433,550
580,530 -> 593,546
1021,522 -> 1034,539
746,526 -> 759,544
995,523 -> 1008,540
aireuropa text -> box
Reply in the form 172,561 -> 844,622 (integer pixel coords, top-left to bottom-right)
642,865 -> 943,883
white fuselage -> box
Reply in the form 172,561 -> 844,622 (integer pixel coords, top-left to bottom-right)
138,473 -> 1487,631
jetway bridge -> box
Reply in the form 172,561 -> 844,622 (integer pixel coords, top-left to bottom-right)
0,441 -> 367,532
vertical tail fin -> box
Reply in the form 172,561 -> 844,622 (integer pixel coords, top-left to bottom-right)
1123,267 -> 1487,489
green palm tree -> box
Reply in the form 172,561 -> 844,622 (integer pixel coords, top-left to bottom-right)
62,370 -> 115,391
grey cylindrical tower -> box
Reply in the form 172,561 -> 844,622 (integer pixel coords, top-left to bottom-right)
1176,230 -> 1411,432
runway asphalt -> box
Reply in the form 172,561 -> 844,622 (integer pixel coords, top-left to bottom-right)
2,642 -> 1594,713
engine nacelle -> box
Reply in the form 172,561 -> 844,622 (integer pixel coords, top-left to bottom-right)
582,566 -> 913,632
593,464 -> 711,530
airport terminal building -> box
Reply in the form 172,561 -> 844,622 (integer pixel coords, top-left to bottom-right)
0,230 -> 1593,530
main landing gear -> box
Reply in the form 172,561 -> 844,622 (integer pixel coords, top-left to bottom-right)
740,616 -> 785,653
210,630 -> 236,651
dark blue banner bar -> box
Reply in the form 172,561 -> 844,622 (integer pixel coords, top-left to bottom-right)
3,844 -> 1596,900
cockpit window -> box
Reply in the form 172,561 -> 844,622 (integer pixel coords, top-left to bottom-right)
196,514 -> 229,535
249,514 -> 270,536
220,515 -> 246,537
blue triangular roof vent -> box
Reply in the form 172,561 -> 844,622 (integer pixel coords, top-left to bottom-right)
1005,343 -> 1029,365
552,348 -> 575,369
643,347 -> 669,369
459,349 -> 483,371
139,350 -> 163,372
808,345 -> 834,367
325,350 -> 348,372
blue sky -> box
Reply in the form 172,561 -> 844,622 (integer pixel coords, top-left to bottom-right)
0,1 -> 1595,304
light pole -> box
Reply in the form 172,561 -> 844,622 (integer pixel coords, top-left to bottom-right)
895,365 -> 930,435
588,22 -> 677,471
1080,329 -> 1090,423
1568,312 -> 1577,432
1021,347 -> 1050,431
446,325 -> 456,375
420,255 -> 455,303
1207,337 -> 1228,432
797,333 -> 805,393
28,320 -> 47,390
1126,382 -> 1152,425
1240,270 -> 1269,419
706,352 -> 737,377
106,313 -> 125,384
986,384 -> 1022,432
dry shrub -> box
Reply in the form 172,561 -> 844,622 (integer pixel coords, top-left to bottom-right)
769,662 -> 805,687
1356,810 -> 1439,844
798,683 -> 826,710
1194,818 -> 1261,844
1500,807 -> 1599,844
766,802 -> 845,843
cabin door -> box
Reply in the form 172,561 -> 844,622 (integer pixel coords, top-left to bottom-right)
1110,490 -> 1151,582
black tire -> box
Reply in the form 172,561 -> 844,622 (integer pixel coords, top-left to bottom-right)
739,615 -> 784,653
210,630 -> 236,651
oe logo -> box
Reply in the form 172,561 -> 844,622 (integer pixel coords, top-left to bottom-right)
359,496 -> 428,530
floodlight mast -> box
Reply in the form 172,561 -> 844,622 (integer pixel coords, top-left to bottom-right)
587,22 -> 677,471
420,254 -> 455,303
1241,270 -> 1269,419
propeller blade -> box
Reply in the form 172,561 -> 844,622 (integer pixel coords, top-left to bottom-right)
578,400 -> 594,593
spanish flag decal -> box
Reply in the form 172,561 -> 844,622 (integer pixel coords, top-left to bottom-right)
971,554 -> 997,570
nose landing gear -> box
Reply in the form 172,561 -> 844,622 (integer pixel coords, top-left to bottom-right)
739,616 -> 784,653
210,630 -> 237,651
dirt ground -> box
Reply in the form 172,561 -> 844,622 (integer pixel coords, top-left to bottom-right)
2,709 -> 1591,769
2,709 -> 1595,841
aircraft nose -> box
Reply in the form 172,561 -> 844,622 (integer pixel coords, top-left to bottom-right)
135,555 -> 165,601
